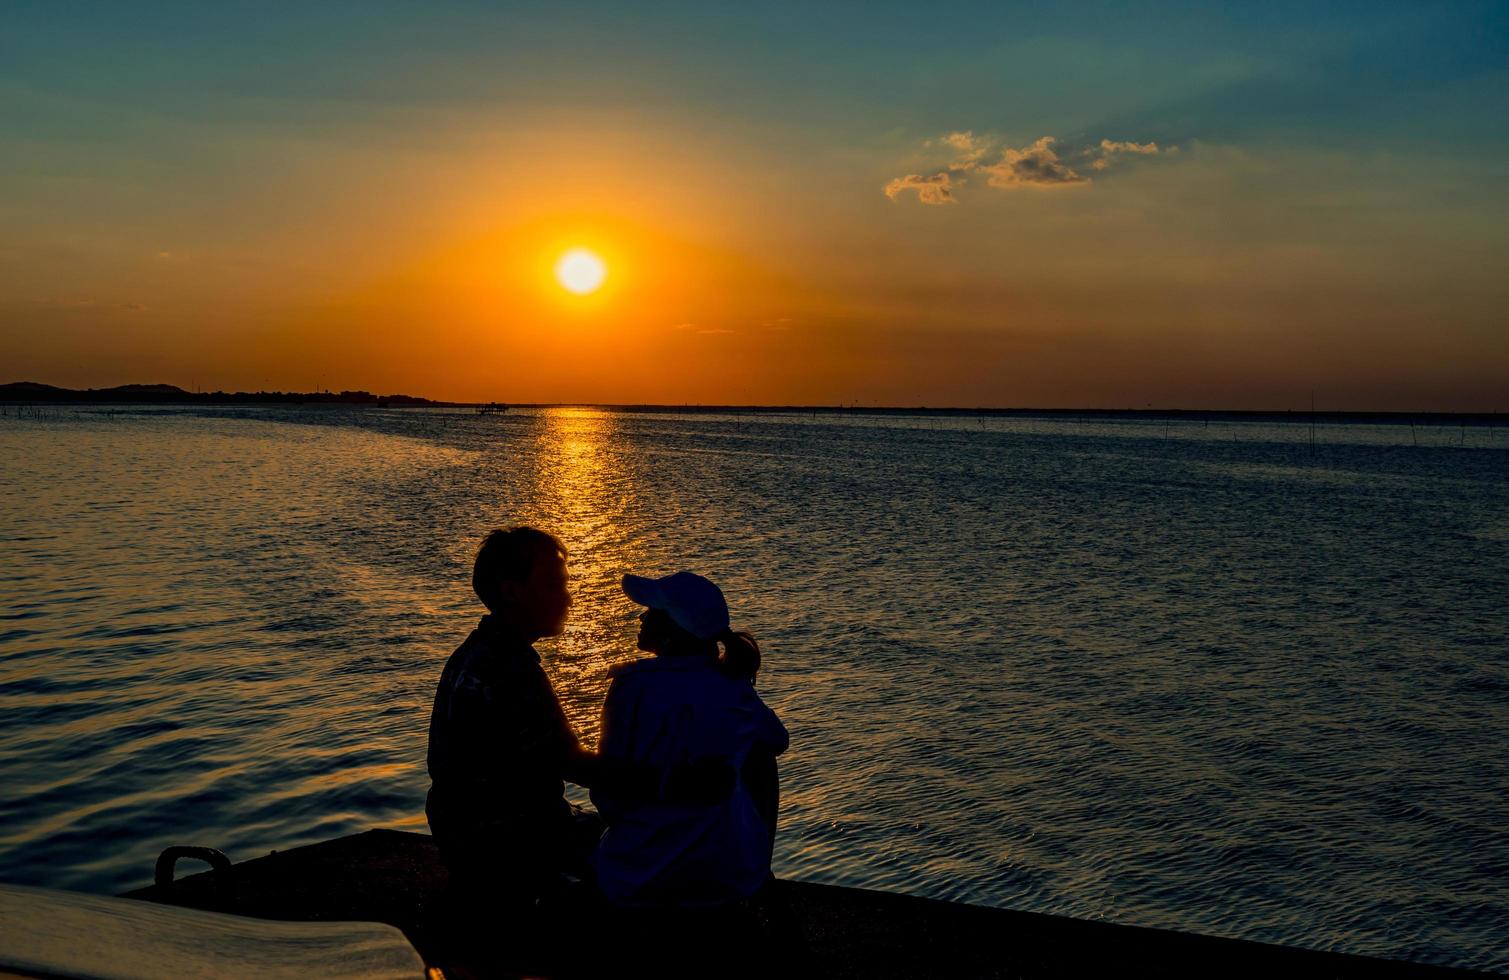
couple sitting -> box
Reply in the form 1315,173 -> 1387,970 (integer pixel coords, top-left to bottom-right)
425,527 -> 788,909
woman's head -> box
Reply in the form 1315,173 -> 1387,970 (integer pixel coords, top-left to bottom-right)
717,629 -> 761,683
622,571 -> 728,639
635,606 -> 694,655
622,571 -> 761,682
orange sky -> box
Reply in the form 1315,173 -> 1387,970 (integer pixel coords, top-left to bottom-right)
3,6 -> 1507,411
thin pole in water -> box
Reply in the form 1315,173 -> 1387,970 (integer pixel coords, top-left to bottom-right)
1309,391 -> 1316,457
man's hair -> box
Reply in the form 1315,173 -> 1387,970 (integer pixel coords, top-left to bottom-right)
472,527 -> 566,612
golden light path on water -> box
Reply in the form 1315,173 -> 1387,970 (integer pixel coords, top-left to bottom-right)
520,409 -> 855,862
533,408 -> 646,747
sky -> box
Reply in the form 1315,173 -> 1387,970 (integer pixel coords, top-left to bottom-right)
2,1 -> 1507,409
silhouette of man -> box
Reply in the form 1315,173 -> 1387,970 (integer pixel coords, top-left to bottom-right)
426,527 -> 604,900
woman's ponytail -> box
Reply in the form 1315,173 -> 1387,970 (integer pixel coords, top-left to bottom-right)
717,629 -> 761,683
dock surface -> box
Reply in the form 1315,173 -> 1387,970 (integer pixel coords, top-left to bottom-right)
125,829 -> 1487,978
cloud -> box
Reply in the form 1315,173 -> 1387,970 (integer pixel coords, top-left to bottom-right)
980,137 -> 1087,188
887,131 -> 1172,203
932,131 -> 988,170
884,171 -> 956,205
1090,139 -> 1163,171
1100,139 -> 1161,156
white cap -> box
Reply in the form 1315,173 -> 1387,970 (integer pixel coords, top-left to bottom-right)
621,571 -> 730,640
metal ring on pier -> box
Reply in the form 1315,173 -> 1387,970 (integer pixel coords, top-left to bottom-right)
154,845 -> 233,897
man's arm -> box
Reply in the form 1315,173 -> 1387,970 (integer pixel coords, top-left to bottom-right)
561,745 -> 608,788
568,745 -> 736,806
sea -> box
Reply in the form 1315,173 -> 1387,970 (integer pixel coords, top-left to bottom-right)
1,405 -> 1505,972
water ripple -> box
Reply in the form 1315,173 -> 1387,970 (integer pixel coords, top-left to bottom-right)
0,406 -> 1506,971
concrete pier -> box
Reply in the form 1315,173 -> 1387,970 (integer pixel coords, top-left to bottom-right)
125,829 -> 1487,978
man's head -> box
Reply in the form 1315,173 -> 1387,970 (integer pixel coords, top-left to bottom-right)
472,527 -> 570,641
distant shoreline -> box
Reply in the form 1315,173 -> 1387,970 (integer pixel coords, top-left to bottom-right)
0,381 -> 462,408
1,381 -> 1502,426
602,404 -> 1506,426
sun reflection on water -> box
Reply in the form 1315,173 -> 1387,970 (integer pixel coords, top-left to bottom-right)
532,408 -> 646,747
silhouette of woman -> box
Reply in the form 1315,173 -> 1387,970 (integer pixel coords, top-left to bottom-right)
591,572 -> 788,906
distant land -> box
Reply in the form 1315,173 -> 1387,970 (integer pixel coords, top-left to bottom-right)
0,382 -> 463,407
1,381 -> 1502,426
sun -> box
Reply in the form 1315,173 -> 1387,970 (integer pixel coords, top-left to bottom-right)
555,248 -> 607,295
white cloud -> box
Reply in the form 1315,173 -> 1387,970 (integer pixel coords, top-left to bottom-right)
1090,139 -> 1162,171
887,131 -> 1173,203
936,131 -> 989,169
980,137 -> 1087,188
884,171 -> 956,205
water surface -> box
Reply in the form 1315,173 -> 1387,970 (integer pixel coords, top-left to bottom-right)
1,406 -> 1505,971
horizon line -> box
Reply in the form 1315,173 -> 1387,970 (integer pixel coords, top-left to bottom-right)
2,380 -> 1504,423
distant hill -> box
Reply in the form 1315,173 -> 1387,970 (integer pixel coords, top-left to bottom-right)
108,383 -> 188,395
1,381 -> 72,395
0,382 -> 460,407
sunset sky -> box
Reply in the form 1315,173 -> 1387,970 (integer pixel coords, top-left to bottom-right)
3,2 -> 1506,409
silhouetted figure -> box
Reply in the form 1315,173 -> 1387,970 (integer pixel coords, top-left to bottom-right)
425,528 -> 602,906
592,572 -> 789,906
425,531 -> 736,920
